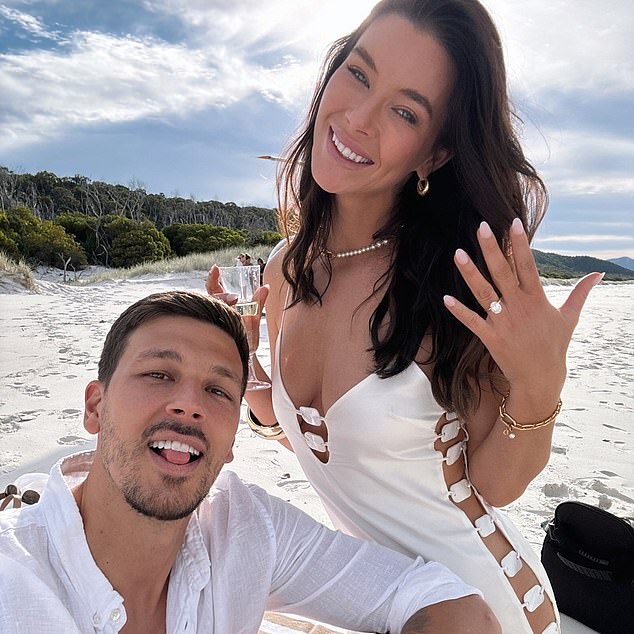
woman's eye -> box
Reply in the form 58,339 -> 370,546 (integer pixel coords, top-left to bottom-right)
394,108 -> 418,125
347,65 -> 369,87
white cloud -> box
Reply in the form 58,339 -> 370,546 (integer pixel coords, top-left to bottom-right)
0,2 -> 380,153
0,3 -> 59,40
1,0 -> 632,260
484,0 -> 634,97
522,121 -> 634,198
0,28 -> 312,152
142,0 -> 375,54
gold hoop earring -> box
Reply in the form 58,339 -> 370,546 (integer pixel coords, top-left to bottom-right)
417,177 -> 430,197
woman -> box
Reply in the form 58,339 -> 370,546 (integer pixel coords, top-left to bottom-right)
209,1 -> 601,631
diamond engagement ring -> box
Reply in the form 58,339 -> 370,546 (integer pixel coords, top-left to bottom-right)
488,300 -> 503,314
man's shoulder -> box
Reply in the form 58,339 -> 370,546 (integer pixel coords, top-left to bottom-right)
0,552 -> 81,633
0,502 -> 45,535
195,471 -> 281,550
205,470 -> 272,511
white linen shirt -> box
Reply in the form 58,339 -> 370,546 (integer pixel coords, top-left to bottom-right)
0,452 -> 478,633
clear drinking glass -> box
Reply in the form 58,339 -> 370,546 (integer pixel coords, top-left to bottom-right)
217,265 -> 271,391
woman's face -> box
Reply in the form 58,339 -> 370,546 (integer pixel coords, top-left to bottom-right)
311,14 -> 454,207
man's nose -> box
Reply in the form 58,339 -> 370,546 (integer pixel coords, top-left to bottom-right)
166,383 -> 204,420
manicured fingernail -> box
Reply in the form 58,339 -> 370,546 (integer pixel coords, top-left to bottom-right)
455,249 -> 469,265
511,218 -> 524,235
443,295 -> 456,307
593,272 -> 605,286
479,221 -> 493,239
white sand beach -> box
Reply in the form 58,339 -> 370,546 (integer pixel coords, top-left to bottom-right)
1,269 -> 632,632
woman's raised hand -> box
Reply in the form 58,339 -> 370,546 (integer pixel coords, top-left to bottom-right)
205,264 -> 269,350
443,218 -> 603,400
206,264 -> 237,304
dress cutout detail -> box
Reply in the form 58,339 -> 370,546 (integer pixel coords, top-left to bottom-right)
272,311 -> 560,633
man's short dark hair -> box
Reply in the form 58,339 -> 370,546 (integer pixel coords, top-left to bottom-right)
98,291 -> 249,395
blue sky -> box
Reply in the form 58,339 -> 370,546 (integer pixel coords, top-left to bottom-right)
0,1 -> 632,259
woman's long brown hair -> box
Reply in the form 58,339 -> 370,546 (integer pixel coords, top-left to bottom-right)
277,0 -> 547,419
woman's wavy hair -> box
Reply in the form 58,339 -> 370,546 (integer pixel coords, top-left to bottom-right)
277,0 -> 547,417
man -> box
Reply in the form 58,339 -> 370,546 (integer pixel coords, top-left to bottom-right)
0,292 -> 498,633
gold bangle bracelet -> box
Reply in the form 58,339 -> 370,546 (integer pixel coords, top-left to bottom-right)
245,407 -> 286,440
499,394 -> 562,439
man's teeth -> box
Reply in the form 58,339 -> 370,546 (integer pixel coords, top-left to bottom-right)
149,439 -> 200,456
332,132 -> 372,164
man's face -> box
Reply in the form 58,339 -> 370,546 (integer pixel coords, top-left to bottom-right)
84,315 -> 244,521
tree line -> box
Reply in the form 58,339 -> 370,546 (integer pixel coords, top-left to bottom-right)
0,167 -> 282,270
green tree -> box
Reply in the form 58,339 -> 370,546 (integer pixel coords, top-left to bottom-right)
22,220 -> 87,268
56,212 -> 99,260
247,229 -> 283,247
6,206 -> 40,253
111,221 -> 171,268
0,211 -> 20,260
162,223 -> 245,256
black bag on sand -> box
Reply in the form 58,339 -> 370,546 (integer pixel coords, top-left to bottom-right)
541,501 -> 634,634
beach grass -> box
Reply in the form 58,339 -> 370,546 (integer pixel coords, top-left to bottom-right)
0,251 -> 37,291
78,245 -> 273,284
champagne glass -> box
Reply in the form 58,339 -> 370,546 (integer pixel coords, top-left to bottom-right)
218,265 -> 270,391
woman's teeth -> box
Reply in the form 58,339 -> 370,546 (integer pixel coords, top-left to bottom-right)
332,132 -> 372,164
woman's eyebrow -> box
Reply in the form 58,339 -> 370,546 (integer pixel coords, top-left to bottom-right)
351,45 -> 433,118
401,88 -> 433,118
352,45 -> 377,72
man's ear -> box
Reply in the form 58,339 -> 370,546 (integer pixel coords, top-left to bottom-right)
84,380 -> 104,434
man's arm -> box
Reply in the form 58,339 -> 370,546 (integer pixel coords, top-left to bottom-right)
254,484 -> 495,633
402,596 -> 500,634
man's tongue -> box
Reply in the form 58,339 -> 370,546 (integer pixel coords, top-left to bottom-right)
160,449 -> 190,465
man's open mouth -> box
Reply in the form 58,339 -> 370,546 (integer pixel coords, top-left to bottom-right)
148,439 -> 202,465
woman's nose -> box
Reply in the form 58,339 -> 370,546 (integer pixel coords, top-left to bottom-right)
345,97 -> 379,135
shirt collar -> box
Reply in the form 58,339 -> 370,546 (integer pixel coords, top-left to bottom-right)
42,451 -> 126,630
42,451 -> 212,627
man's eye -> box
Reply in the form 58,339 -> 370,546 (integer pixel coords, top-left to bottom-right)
206,387 -> 231,399
347,65 -> 369,87
147,371 -> 169,380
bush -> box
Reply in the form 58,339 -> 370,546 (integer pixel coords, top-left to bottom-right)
55,212 -> 99,261
162,223 -> 245,256
258,230 -> 283,246
4,206 -> 87,267
0,211 -> 20,260
23,220 -> 87,268
5,206 -> 40,252
111,221 -> 171,268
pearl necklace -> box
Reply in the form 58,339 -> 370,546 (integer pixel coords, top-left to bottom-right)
324,238 -> 391,259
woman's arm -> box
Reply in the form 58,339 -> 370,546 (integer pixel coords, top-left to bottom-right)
205,251 -> 292,450
443,218 -> 602,507
459,382 -> 558,506
245,247 -> 294,451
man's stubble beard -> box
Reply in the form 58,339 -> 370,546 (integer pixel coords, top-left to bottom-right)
99,411 -> 222,522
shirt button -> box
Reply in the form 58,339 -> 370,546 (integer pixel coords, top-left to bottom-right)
110,608 -> 121,622
92,614 -> 102,626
